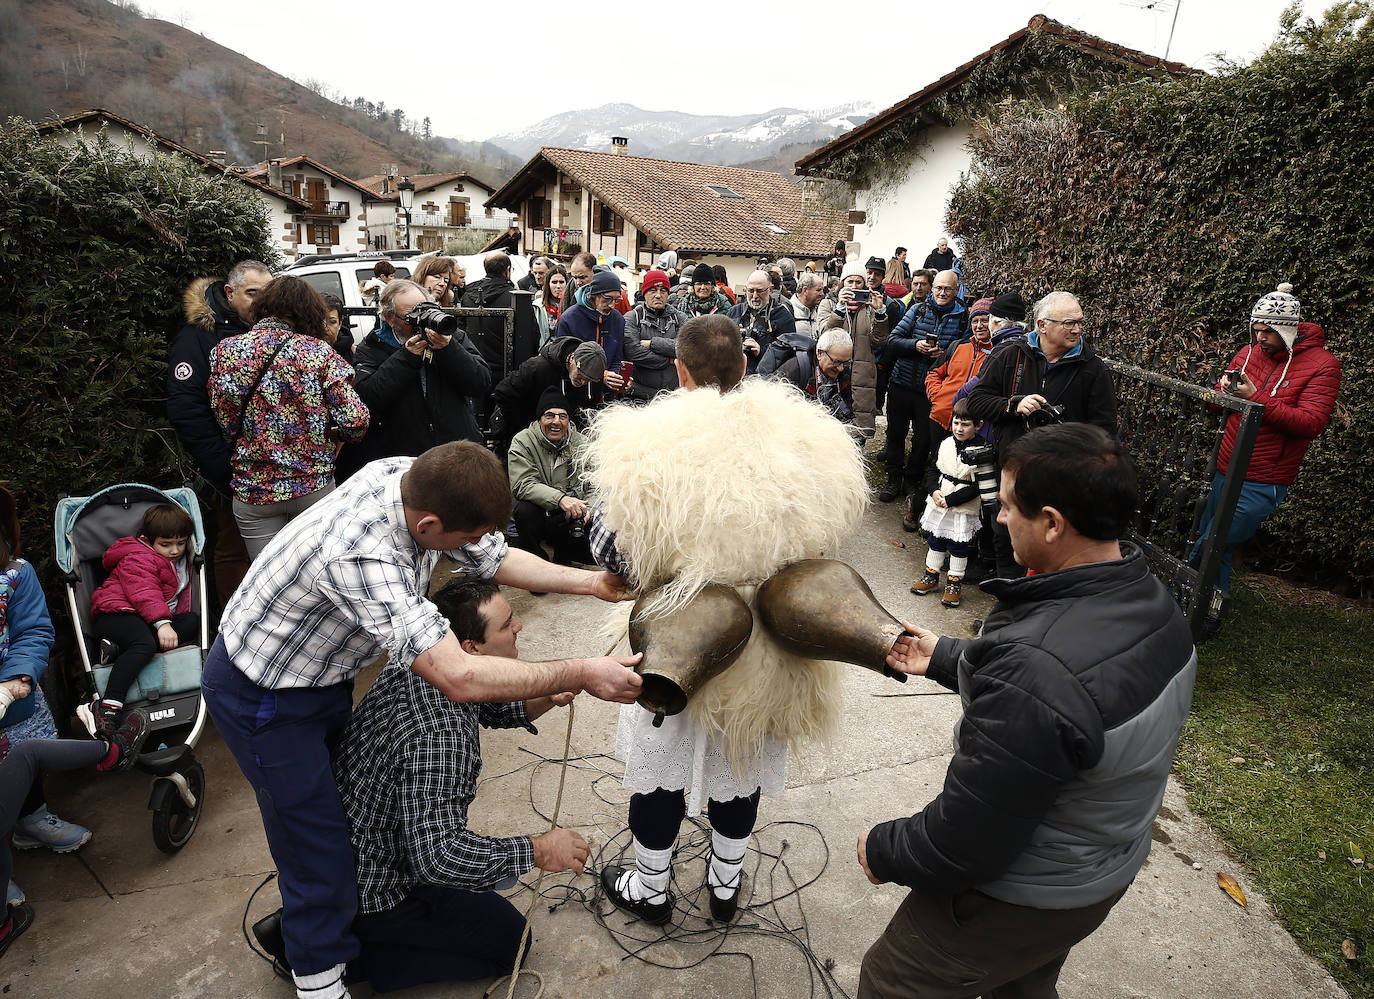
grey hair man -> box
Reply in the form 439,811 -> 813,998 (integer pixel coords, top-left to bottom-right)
790,272 -> 826,338
728,269 -> 797,375
167,257 -> 275,603
776,256 -> 798,295
519,256 -> 550,293
965,290 -> 1116,578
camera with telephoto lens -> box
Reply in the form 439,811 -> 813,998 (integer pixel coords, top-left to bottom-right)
1025,402 -> 1066,428
960,442 -> 1000,511
407,301 -> 458,337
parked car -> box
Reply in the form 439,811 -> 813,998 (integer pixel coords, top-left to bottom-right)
282,250 -> 425,311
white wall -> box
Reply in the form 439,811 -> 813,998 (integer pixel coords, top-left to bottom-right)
849,123 -> 972,267
47,121 -> 301,262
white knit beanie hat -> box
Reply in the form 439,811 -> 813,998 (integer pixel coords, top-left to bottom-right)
1250,282 -> 1301,350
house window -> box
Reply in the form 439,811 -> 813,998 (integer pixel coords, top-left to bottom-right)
527,196 -> 552,228
706,184 -> 744,199
592,200 -> 623,236
306,178 -> 328,203
448,199 -> 469,227
305,223 -> 340,245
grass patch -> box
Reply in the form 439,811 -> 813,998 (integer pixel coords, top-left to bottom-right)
1176,576 -> 1374,997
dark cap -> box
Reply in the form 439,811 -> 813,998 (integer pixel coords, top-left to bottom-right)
587,268 -> 622,297
570,340 -> 606,380
864,255 -> 886,273
990,291 -> 1027,322
538,386 -> 570,416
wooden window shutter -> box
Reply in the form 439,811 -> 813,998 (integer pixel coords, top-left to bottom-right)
458,200 -> 469,225
614,210 -> 624,236
305,222 -> 316,243
307,179 -> 327,202
591,199 -> 602,234
544,198 -> 552,227
330,224 -> 340,244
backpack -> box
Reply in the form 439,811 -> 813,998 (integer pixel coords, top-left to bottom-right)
759,331 -> 816,378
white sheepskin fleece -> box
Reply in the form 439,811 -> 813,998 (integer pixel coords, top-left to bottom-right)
584,379 -> 870,771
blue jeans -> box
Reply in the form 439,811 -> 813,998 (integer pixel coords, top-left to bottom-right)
1190,474 -> 1288,593
201,636 -> 358,976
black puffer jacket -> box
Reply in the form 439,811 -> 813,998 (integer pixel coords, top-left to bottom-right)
461,275 -> 537,382
341,323 -> 491,472
866,545 -> 1196,909
167,278 -> 250,495
491,336 -> 604,433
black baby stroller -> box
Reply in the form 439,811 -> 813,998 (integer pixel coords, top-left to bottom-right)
54,483 -> 210,853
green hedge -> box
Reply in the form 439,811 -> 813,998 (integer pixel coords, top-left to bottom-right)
948,5 -> 1373,588
0,119 -> 278,605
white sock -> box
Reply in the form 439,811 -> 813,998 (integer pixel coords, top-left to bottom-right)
624,837 -> 674,904
926,548 -> 948,572
294,963 -> 349,999
949,555 -> 968,578
708,830 -> 750,900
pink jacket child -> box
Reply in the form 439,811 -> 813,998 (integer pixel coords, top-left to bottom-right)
86,503 -> 199,734
90,537 -> 190,624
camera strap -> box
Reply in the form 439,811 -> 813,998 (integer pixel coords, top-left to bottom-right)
225,337 -> 291,464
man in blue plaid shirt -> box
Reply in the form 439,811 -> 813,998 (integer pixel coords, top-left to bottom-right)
201,442 -> 640,999
334,579 -> 586,991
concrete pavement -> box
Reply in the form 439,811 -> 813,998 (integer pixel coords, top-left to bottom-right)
1,492 -> 1345,998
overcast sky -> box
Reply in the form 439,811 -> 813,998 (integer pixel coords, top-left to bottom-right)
150,0 -> 1330,142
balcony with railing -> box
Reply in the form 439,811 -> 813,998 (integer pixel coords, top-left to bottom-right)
533,227 -> 585,258
304,200 -> 351,219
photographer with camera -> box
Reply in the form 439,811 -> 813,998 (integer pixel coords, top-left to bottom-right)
728,269 -> 796,375
966,291 -> 1117,579
506,388 -> 593,568
339,279 -> 491,481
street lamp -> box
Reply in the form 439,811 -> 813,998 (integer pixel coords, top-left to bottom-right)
397,176 -> 415,249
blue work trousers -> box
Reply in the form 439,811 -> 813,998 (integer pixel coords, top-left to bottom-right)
354,884 -> 527,992
1191,474 -> 1288,593
201,637 -> 358,977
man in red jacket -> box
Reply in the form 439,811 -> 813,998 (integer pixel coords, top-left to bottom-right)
1192,284 -> 1341,629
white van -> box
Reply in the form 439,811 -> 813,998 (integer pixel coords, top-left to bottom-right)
283,250 -> 531,311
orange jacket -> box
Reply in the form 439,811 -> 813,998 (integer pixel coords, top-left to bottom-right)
924,339 -> 990,430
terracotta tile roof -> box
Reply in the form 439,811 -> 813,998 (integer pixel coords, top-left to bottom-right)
35,108 -> 312,210
487,147 -> 849,257
242,155 -> 382,200
795,14 -> 1197,176
354,171 -> 496,200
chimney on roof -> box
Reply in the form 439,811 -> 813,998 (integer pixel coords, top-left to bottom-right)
269,158 -> 282,190
208,149 -> 227,166
611,136 -> 628,156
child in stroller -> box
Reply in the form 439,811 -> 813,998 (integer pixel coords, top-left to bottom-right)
84,504 -> 199,736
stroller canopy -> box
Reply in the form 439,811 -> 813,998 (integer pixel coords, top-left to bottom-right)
54,483 -> 206,574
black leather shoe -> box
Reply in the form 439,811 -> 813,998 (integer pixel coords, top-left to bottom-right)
878,480 -> 903,503
708,885 -> 741,923
601,864 -> 673,926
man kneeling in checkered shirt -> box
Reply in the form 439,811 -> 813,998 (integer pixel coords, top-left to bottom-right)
201,442 -> 641,999
331,579 -> 584,992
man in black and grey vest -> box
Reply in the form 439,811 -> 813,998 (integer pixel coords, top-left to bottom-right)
858,423 -> 1196,999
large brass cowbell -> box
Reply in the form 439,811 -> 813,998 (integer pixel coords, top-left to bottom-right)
627,560 -> 908,724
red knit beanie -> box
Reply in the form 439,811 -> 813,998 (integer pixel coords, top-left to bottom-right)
641,269 -> 671,293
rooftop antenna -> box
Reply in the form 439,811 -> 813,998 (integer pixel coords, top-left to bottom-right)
1119,0 -> 1181,61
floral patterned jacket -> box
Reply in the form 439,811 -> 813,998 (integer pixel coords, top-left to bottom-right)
209,318 -> 369,504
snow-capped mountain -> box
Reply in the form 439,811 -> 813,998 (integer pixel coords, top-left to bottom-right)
490,101 -> 877,166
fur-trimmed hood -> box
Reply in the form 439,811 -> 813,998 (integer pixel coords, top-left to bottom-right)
182,277 -> 241,334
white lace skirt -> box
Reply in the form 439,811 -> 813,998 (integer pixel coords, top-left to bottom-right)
920,504 -> 980,543
616,703 -> 787,816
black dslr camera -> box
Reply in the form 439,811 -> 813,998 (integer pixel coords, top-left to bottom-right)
1025,402 -> 1066,428
408,301 -> 458,337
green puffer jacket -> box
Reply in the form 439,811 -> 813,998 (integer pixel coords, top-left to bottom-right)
506,422 -> 588,511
